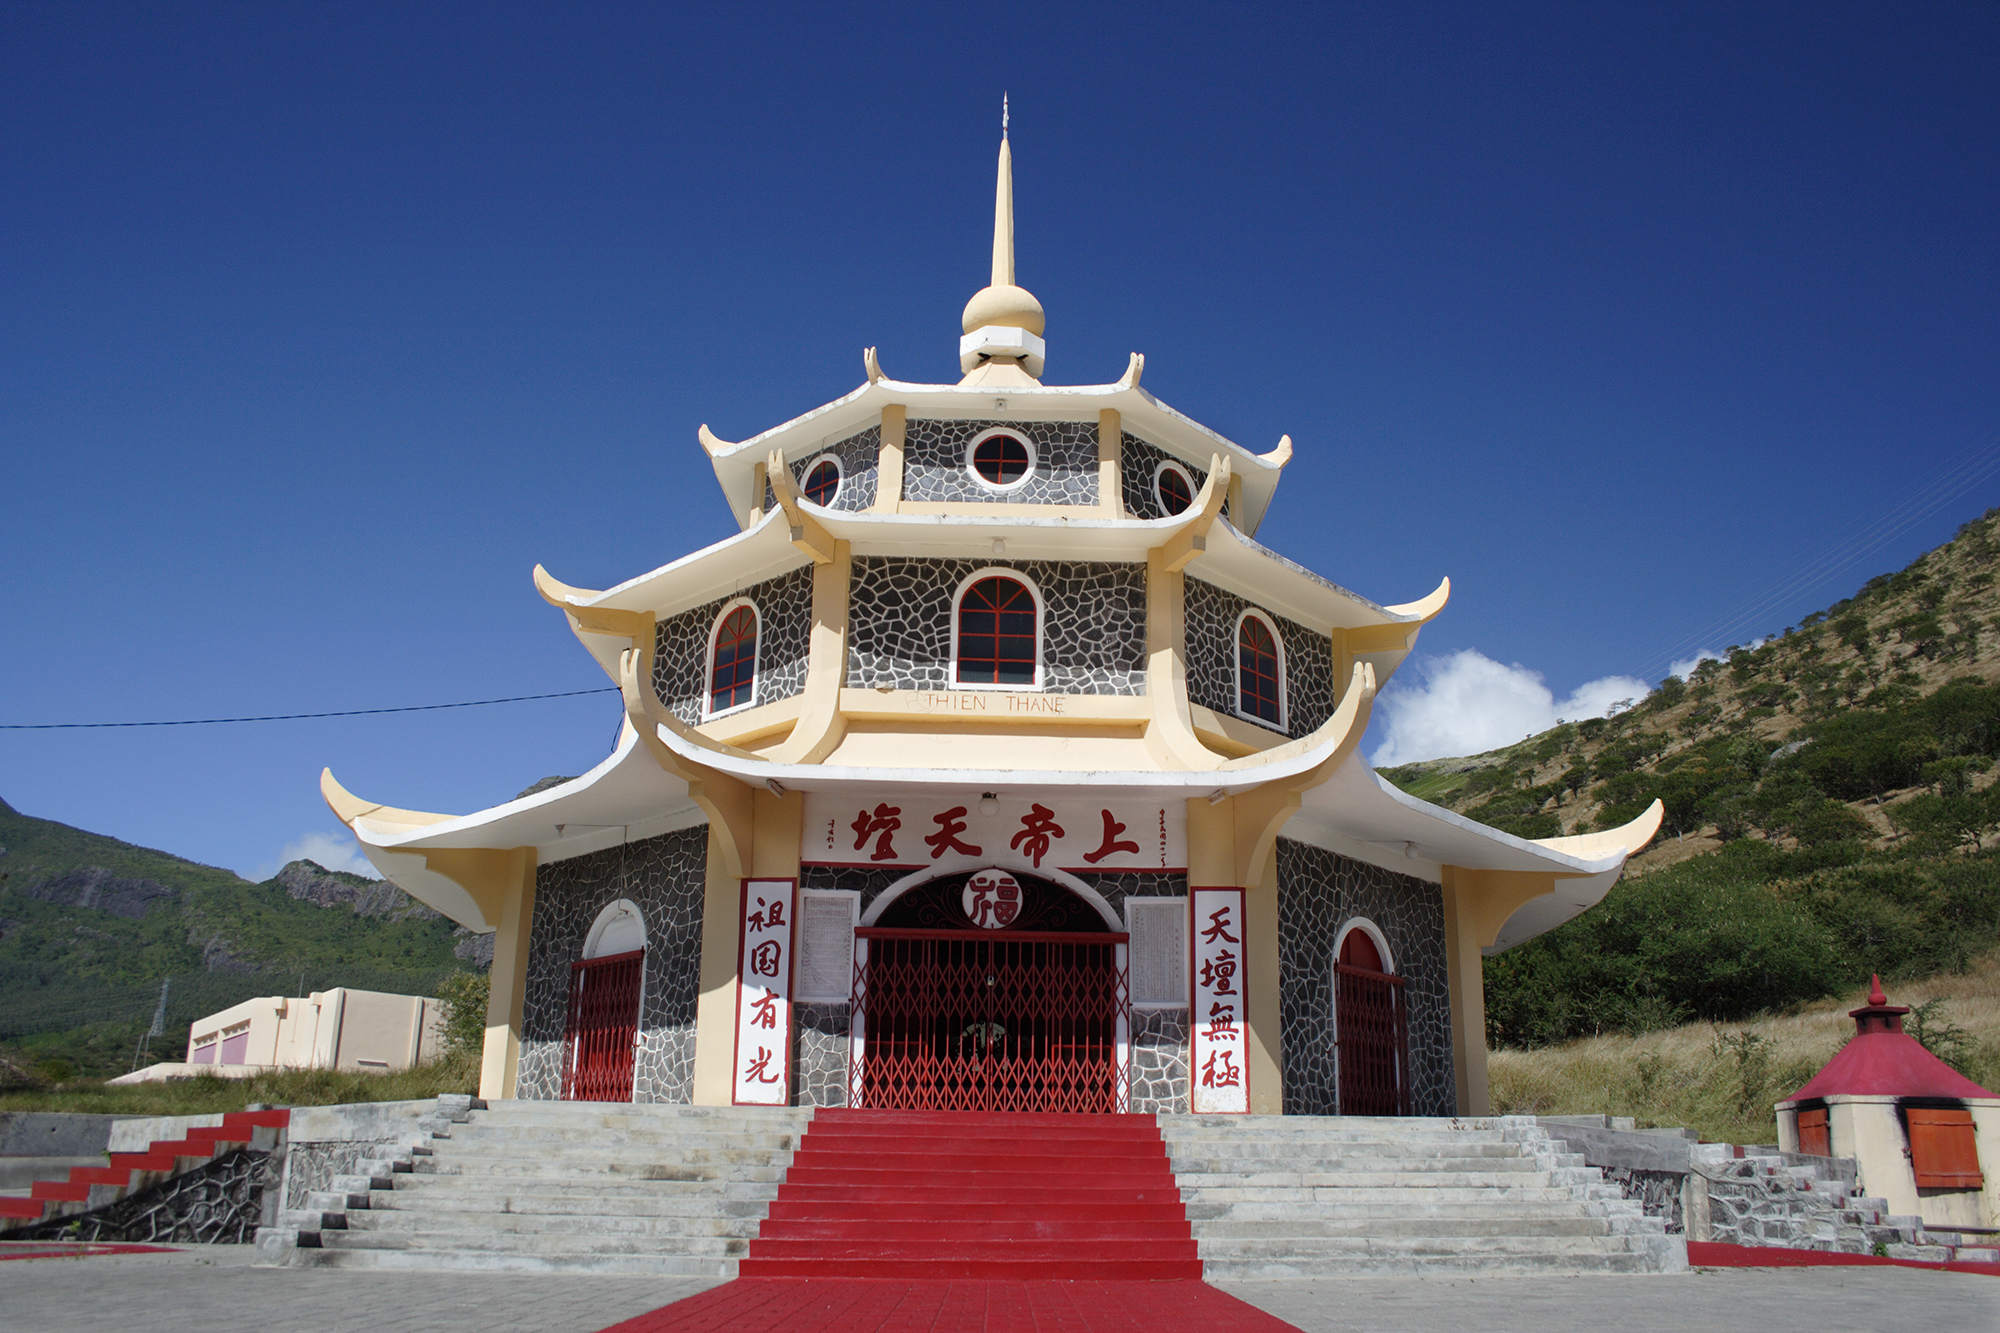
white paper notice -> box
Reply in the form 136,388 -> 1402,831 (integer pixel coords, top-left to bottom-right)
1189,887 -> 1249,1113
732,879 -> 795,1106
795,890 -> 858,1004
1126,899 -> 1187,1007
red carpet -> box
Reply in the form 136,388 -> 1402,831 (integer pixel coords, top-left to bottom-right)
597,1278 -> 1300,1332
1688,1240 -> 2000,1277
742,1109 -> 1201,1280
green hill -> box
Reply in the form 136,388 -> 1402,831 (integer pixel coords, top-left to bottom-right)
0,798 -> 487,1081
1379,508 -> 2000,1058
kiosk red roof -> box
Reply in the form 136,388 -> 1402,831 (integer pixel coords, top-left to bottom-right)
1787,976 -> 1996,1102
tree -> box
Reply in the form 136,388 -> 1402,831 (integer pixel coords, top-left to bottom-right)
436,971 -> 491,1057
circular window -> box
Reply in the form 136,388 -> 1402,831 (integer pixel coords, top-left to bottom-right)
1154,462 -> 1195,516
803,457 -> 841,506
967,429 -> 1034,491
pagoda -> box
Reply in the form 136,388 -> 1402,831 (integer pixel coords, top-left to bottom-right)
322,124 -> 1662,1118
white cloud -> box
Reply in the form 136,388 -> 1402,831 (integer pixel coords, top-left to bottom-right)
1370,650 -> 1653,767
253,831 -> 381,882
1667,649 -> 1722,681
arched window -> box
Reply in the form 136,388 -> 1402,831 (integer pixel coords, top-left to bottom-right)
708,602 -> 759,715
954,574 -> 1039,687
803,456 -> 842,506
1153,461 -> 1194,516
966,428 -> 1034,491
1236,612 -> 1284,726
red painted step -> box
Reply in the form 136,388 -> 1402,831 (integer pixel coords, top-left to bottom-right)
742,1109 -> 1203,1280
2,1108 -> 290,1235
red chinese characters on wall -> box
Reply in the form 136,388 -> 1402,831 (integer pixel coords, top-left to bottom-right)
732,879 -> 796,1106
804,794 -> 1184,872
1190,887 -> 1249,1113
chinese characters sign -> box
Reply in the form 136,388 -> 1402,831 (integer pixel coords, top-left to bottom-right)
804,793 -> 1183,872
1190,887 -> 1249,1113
732,878 -> 795,1106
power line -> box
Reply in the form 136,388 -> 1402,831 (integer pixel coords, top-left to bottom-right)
0,687 -> 619,730
1642,430 -> 2000,680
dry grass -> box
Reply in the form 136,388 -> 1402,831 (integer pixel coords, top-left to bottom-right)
1489,953 -> 2000,1144
0,1048 -> 481,1117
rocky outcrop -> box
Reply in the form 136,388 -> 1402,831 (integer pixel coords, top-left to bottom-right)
273,860 -> 438,921
451,927 -> 495,968
20,866 -> 176,919
514,775 -> 577,800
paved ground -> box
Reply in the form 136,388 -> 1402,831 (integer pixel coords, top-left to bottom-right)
0,1245 -> 1992,1333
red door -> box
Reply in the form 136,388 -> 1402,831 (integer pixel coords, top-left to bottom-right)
561,948 -> 644,1102
1335,931 -> 1411,1115
852,929 -> 1128,1113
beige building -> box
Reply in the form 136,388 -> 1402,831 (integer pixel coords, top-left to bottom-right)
324,129 -> 1661,1117
115,988 -> 445,1083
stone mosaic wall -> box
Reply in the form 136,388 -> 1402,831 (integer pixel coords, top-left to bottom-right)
1119,434 -> 1208,521
846,557 -> 1146,694
793,1003 -> 850,1109
24,1148 -> 276,1245
1274,838 -> 1455,1116
518,827 -> 709,1104
1081,871 -> 1190,1113
791,424 -> 879,512
902,418 -> 1098,506
652,565 -> 813,724
1184,577 -> 1336,739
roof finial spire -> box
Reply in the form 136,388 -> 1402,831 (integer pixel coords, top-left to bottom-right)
960,102 -> 1046,381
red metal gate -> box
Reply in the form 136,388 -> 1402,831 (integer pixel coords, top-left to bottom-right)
561,948 -> 644,1102
850,929 -> 1128,1112
1335,962 -> 1411,1115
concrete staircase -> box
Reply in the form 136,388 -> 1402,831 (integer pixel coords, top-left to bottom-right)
261,1100 -> 812,1275
1162,1114 -> 1686,1276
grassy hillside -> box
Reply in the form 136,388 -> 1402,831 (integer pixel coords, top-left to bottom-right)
0,798 -> 486,1081
1379,507 -> 2000,1063
1489,956 -> 2000,1143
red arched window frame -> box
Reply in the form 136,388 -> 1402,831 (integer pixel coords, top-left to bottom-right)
804,458 -> 841,506
954,576 -> 1038,686
709,603 -> 759,714
1237,613 -> 1283,725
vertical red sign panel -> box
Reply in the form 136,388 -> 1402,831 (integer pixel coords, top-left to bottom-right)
1190,887 -> 1249,1113
732,878 -> 797,1106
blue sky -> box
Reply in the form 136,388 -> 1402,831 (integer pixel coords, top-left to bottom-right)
3,3 -> 1996,879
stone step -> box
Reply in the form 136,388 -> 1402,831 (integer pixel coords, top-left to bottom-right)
289,1246 -> 735,1276
1182,1185 -> 1593,1208
374,1181 -> 781,1207
407,1160 -> 791,1184
1169,1154 -> 1556,1174
1197,1232 -> 1662,1260
1194,1215 -> 1621,1240
364,1190 -> 772,1218
435,1128 -> 804,1150
315,1229 -> 748,1259
1173,1170 -> 1565,1190
1199,1247 -> 1672,1279
344,1211 -> 762,1238
1187,1197 -> 1615,1221
425,1144 -> 794,1168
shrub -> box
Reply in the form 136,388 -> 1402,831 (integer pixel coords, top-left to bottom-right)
436,971 -> 491,1057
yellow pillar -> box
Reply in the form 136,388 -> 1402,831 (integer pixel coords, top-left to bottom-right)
1098,409 -> 1123,517
1185,795 -> 1285,1114
1440,867 -> 1491,1116
874,404 -> 906,512
691,826 -> 748,1106
474,847 -> 537,1101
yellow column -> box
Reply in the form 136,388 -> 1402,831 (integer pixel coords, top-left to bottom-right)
1439,868 -> 1490,1115
477,847 -> 538,1101
874,404 -> 906,512
691,826 -> 748,1106
1098,409 -> 1123,517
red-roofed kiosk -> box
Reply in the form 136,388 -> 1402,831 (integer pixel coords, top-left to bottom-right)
1777,977 -> 1999,1235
